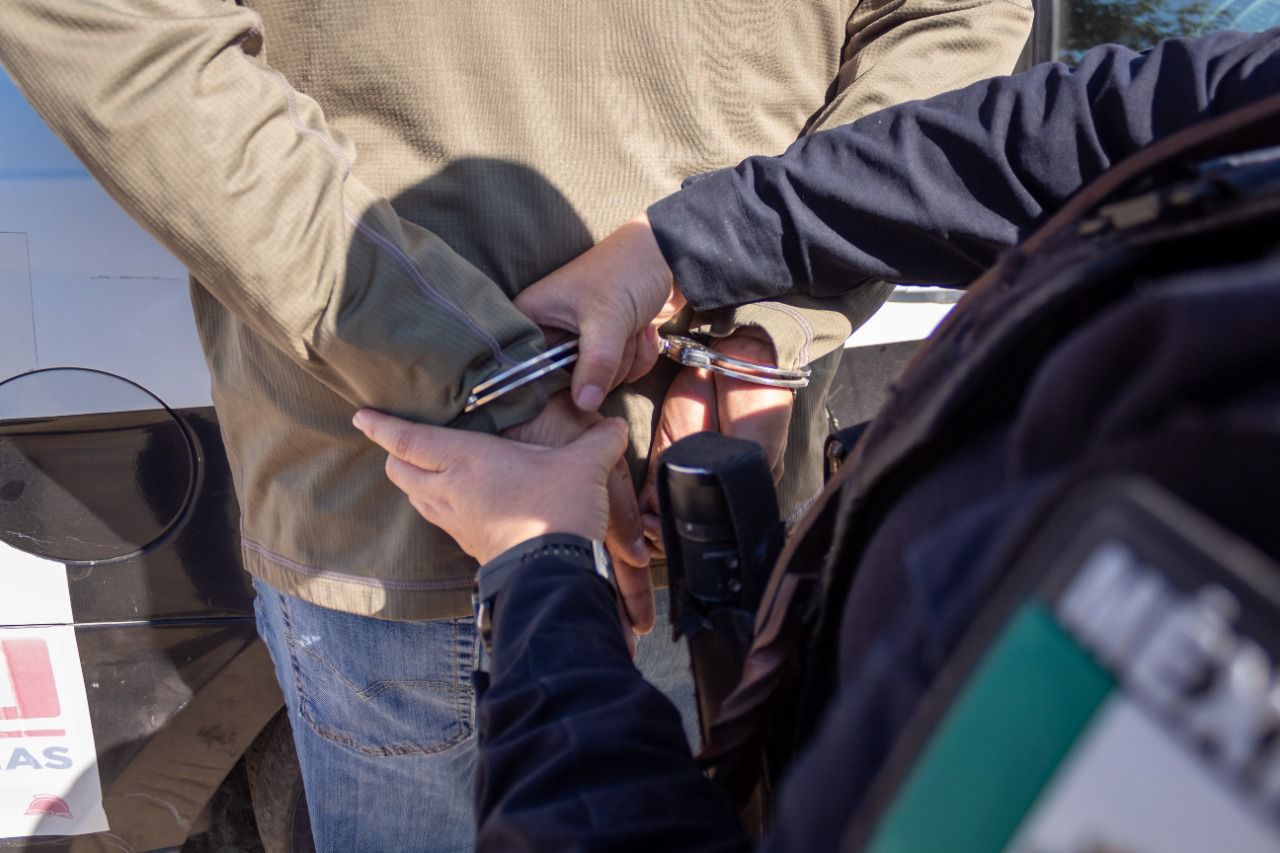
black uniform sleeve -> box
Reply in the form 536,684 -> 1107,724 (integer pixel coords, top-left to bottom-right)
648,29 -> 1280,310
474,553 -> 750,852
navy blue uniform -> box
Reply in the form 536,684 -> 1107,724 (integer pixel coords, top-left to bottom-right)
476,30 -> 1280,852
650,29 -> 1280,306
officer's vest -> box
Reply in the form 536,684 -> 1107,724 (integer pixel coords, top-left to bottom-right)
703,91 -> 1280,849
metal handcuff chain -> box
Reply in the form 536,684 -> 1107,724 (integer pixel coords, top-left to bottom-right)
659,334 -> 811,389
465,335 -> 810,413
465,339 -> 580,412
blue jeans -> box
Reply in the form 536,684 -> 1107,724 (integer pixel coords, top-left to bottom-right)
253,578 -> 697,852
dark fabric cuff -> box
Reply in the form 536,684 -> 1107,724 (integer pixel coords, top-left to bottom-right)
648,162 -> 795,312
488,553 -> 627,680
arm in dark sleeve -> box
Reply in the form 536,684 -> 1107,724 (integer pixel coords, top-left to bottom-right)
475,554 -> 750,853
649,28 -> 1280,310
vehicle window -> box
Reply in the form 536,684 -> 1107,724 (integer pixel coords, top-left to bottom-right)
1056,0 -> 1280,62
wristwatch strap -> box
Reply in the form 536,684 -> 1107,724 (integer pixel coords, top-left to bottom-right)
473,534 -> 617,650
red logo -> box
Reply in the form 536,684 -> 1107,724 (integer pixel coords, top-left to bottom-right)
1,639 -> 61,720
24,794 -> 72,819
0,639 -> 65,738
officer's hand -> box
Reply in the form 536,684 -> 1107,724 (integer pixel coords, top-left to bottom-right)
501,392 -> 653,631
515,214 -> 686,412
354,411 -> 644,622
638,330 -> 793,554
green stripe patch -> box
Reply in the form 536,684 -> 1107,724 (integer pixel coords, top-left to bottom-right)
867,605 -> 1114,853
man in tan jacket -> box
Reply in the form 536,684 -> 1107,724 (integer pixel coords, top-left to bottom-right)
0,1 -> 1029,849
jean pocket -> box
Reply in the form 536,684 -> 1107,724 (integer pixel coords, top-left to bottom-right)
276,593 -> 478,757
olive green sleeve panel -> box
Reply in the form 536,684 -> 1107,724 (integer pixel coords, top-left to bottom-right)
810,0 -> 1035,133
0,0 -> 547,430
689,284 -> 894,369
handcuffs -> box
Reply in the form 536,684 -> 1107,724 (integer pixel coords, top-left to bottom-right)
464,335 -> 810,412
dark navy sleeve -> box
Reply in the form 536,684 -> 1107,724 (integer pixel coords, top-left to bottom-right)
474,554 -> 750,852
648,29 -> 1280,310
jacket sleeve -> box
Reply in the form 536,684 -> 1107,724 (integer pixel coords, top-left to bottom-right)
475,553 -> 750,852
689,0 -> 1033,368
0,0 -> 555,430
650,28 -> 1280,311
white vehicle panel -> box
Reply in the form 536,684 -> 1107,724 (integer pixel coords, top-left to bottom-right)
0,71 -> 212,412
845,299 -> 955,348
0,368 -> 162,421
0,233 -> 37,380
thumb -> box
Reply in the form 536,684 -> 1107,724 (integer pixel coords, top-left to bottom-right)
565,417 -> 630,470
572,314 -> 630,412
513,275 -> 576,333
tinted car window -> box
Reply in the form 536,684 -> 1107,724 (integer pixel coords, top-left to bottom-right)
1056,0 -> 1280,62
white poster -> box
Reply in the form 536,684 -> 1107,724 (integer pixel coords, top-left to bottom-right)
0,544 -> 107,838
0,544 -> 72,627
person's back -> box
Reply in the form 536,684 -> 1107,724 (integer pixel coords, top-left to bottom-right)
205,1 -> 1033,613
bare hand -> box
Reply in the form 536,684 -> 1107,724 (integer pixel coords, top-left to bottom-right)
354,409 -> 625,560
354,410 -> 652,642
639,330 -> 794,555
515,214 -> 686,412
502,394 -> 648,569
500,392 -> 654,632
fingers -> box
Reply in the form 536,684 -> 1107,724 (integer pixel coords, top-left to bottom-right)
605,456 -> 649,569
383,454 -> 441,519
566,420 -> 651,627
639,367 -> 716,556
615,559 -> 655,637
611,333 -> 639,392
639,367 -> 716,498
614,598 -> 639,658
502,390 -> 593,448
625,326 -> 663,385
606,327 -> 663,397
640,512 -> 665,559
575,420 -> 646,574
574,313 -> 631,412
516,216 -> 678,412
600,447 -> 654,633
607,456 -> 656,637
513,279 -> 576,336
353,409 -> 469,471
569,417 -> 630,467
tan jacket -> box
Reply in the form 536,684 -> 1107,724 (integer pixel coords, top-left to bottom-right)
0,0 -> 1031,619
